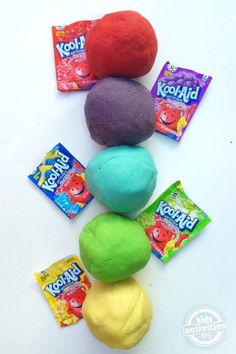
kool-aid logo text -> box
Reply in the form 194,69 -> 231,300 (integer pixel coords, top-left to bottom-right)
156,200 -> 199,231
56,35 -> 85,59
157,81 -> 200,104
41,152 -> 70,192
45,263 -> 83,297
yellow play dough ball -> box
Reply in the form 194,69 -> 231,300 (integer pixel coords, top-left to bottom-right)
82,278 -> 152,349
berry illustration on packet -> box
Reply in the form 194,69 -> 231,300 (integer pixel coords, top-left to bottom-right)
28,143 -> 93,219
35,255 -> 91,327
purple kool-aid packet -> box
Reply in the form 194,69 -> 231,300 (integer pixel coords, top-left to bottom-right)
151,62 -> 212,141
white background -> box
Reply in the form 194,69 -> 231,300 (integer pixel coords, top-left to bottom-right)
0,0 -> 235,353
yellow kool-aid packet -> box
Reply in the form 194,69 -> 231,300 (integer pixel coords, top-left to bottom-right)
35,255 -> 91,327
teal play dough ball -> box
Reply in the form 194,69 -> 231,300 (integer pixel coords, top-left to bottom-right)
86,145 -> 157,213
79,213 -> 151,282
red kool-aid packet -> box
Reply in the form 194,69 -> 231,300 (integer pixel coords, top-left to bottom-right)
52,21 -> 97,91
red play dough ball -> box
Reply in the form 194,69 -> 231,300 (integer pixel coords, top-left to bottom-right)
86,11 -> 158,78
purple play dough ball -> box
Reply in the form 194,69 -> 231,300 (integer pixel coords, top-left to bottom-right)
84,77 -> 156,146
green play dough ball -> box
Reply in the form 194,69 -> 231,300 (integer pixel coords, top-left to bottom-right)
79,213 -> 151,282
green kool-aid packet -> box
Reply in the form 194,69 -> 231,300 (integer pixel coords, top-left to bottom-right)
137,181 -> 211,263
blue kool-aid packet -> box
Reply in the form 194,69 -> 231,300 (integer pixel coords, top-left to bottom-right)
28,143 -> 93,219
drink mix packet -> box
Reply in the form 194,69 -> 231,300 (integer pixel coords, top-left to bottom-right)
35,255 -> 91,327
137,181 -> 211,263
52,20 -> 97,91
28,143 -> 93,219
151,62 -> 212,141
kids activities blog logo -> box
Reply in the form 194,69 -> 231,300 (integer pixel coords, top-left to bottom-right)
183,307 -> 225,347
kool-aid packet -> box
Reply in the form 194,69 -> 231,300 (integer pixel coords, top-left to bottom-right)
35,255 -> 91,327
151,62 -> 212,141
137,181 -> 211,262
52,20 -> 97,91
28,143 -> 93,219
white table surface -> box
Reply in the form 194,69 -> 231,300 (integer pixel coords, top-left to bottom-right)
0,0 -> 235,353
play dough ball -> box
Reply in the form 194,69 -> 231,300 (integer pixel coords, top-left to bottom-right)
82,278 -> 152,349
86,11 -> 157,79
85,77 -> 156,146
79,213 -> 151,282
85,145 -> 157,213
